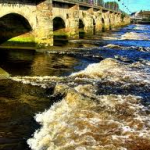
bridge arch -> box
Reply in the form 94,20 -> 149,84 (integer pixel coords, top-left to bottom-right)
79,19 -> 85,38
79,19 -> 85,29
109,18 -> 112,30
53,17 -> 66,31
53,17 -> 68,46
0,13 -> 32,29
0,11 -> 36,30
93,18 -> 96,35
101,18 -> 105,32
0,13 -> 33,43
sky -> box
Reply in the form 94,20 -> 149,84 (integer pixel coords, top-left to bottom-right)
104,0 -> 150,14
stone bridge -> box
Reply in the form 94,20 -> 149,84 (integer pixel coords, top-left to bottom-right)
0,0 -> 130,48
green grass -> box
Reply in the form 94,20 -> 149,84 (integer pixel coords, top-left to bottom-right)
0,68 -> 10,79
8,36 -> 35,43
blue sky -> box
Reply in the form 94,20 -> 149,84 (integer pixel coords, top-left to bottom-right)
104,0 -> 150,14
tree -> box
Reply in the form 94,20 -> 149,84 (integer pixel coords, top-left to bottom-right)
105,1 -> 119,11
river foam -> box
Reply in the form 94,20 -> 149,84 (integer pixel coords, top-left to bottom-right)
134,25 -> 145,30
71,58 -> 150,84
27,85 -> 150,150
121,32 -> 149,40
11,58 -> 150,150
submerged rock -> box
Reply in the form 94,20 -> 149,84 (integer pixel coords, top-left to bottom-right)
0,68 -> 10,79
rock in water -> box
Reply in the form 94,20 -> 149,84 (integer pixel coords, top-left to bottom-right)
0,68 -> 10,79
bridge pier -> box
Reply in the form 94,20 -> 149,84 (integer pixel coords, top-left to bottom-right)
66,4 -> 79,39
35,0 -> 53,48
94,10 -> 103,32
102,11 -> 111,30
121,15 -> 131,26
115,14 -> 122,27
108,11 -> 113,30
109,12 -> 115,29
84,12 -> 94,36
79,7 -> 94,36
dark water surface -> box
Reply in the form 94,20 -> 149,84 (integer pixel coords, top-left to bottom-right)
0,49 -> 97,150
0,24 -> 150,150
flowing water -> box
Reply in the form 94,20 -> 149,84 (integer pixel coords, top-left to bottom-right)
0,24 -> 150,150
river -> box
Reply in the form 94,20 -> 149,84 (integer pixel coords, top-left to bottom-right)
0,24 -> 150,150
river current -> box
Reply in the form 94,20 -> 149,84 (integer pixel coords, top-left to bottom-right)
0,24 -> 150,150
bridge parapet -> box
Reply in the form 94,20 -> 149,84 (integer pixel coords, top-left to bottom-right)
53,0 -> 121,13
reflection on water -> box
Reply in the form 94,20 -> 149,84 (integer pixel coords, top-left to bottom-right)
31,53 -> 78,76
0,48 -> 98,150
0,49 -> 95,77
0,79 -> 53,150
1,24 -> 150,150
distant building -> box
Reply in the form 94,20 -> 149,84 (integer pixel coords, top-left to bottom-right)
138,11 -> 150,20
78,0 -> 104,6
130,11 -> 150,23
131,11 -> 150,20
93,0 -> 104,6
130,12 -> 142,20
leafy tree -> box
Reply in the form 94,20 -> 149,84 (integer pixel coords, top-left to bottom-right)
105,1 -> 119,11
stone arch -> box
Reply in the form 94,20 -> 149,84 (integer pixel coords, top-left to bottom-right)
52,14 -> 66,25
93,18 -> 96,35
109,18 -> 112,30
79,19 -> 85,38
79,19 -> 85,29
110,14 -> 115,27
0,11 -> 36,30
0,13 -> 33,44
53,17 -> 68,46
101,18 -> 105,32
53,17 -> 66,31
0,13 -> 32,29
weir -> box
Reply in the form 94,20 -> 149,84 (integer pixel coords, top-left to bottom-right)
0,0 -> 131,49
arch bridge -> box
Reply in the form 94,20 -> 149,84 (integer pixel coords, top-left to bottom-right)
0,0 -> 130,48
